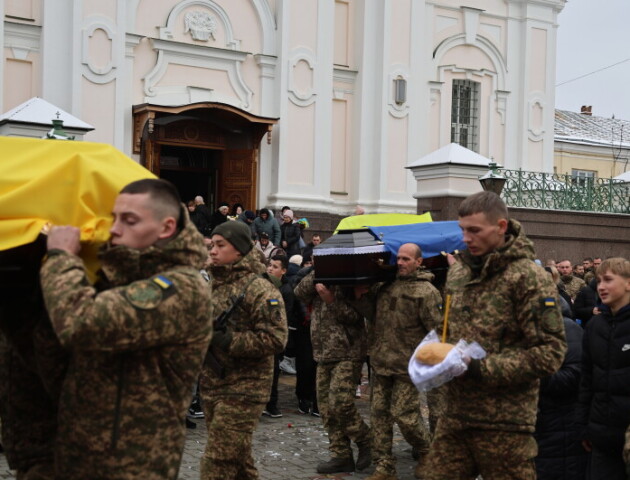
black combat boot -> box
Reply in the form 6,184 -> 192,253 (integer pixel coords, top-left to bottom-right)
316,456 -> 355,474
356,441 -> 372,470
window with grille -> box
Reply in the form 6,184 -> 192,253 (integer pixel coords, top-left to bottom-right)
451,80 -> 480,152
571,169 -> 596,187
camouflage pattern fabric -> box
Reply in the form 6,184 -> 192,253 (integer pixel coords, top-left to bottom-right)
584,270 -> 595,286
200,396 -> 264,480
200,247 -> 287,402
426,219 -> 565,479
345,268 -> 440,474
294,271 -> 366,362
317,360 -> 370,458
371,373 -> 430,475
200,247 -> 287,479
425,423 -> 537,480
360,268 -> 442,377
426,387 -> 445,437
39,216 -> 213,480
561,275 -> 586,301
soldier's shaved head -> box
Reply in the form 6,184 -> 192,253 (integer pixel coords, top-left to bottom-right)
458,191 -> 508,223
120,178 -> 182,225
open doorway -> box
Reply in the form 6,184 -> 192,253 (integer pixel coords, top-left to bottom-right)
158,144 -> 222,210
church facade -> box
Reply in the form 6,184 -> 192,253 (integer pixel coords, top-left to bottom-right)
1,0 -> 566,213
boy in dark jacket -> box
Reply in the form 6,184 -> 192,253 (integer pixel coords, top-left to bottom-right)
578,257 -> 630,480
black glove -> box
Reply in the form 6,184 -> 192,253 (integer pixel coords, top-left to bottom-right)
211,329 -> 233,351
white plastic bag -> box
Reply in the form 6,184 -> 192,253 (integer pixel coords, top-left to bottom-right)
407,330 -> 486,391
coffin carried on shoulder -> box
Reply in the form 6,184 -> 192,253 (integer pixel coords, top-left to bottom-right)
312,229 -> 396,285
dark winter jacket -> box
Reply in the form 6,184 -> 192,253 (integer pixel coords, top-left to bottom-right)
573,278 -> 599,326
253,210 -> 281,246
535,304 -> 586,480
280,221 -> 301,257
577,303 -> 630,453
209,210 -> 228,233
194,204 -> 213,235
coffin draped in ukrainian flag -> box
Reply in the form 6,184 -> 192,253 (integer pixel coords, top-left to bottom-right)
0,137 -> 155,285
313,213 -> 465,285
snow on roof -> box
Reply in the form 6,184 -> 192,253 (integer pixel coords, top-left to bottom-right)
614,170 -> 630,182
0,97 -> 94,130
407,142 -> 496,168
555,109 -> 630,149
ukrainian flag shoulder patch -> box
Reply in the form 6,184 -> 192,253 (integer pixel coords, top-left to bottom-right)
543,297 -> 556,307
267,298 -> 280,306
153,275 -> 173,290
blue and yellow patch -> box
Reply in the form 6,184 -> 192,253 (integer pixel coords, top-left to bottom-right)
153,275 -> 173,290
543,297 -> 556,308
267,298 -> 280,307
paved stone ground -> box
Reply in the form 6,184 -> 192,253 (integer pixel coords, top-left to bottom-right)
0,372 -> 422,480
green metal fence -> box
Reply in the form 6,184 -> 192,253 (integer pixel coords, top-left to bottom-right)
499,169 -> 630,214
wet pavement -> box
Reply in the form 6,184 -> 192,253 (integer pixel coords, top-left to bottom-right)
0,372 -> 422,480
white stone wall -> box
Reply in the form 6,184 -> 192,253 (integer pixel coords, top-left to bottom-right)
1,0 -> 566,214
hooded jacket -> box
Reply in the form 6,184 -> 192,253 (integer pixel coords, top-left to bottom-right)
40,213 -> 213,480
577,303 -> 630,453
201,248 -> 287,403
253,209 -> 281,246
443,219 -> 566,433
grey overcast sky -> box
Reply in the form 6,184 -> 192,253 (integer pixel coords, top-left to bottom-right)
555,0 -> 630,120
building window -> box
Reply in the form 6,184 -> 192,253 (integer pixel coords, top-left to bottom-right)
451,79 -> 480,152
571,169 -> 596,187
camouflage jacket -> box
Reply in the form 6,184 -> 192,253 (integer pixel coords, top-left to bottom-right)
361,268 -> 442,378
294,271 -> 366,363
201,248 -> 287,403
40,216 -> 213,480
442,219 -> 566,433
561,275 -> 586,301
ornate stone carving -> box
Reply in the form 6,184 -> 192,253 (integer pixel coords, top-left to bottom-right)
184,11 -> 217,41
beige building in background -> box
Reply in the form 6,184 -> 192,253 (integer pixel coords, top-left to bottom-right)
1,0 -> 570,214
554,107 -> 630,182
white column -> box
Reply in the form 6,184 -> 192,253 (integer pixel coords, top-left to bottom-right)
352,0 -> 386,209
41,0 -> 80,113
255,53 -> 279,206
312,0 -> 334,203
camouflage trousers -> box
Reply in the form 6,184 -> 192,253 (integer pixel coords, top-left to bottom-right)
425,424 -> 538,480
200,396 -> 265,480
317,360 -> 371,459
371,373 -> 430,475
426,386 -> 445,437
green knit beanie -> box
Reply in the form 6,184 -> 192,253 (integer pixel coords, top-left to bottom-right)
212,221 -> 253,255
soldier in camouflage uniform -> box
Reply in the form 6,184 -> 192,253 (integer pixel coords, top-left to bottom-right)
353,243 -> 442,480
40,179 -> 213,480
424,191 -> 566,480
557,259 -> 586,301
199,221 -> 287,480
294,271 -> 371,474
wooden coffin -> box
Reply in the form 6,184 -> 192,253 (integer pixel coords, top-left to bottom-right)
312,230 -> 396,285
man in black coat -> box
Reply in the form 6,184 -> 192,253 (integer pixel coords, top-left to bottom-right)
573,278 -> 599,326
535,298 -> 586,480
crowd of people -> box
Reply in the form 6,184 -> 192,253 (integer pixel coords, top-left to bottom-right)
0,183 -> 629,480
